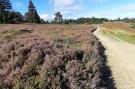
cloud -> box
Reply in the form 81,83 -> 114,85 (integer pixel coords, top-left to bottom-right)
49,0 -> 108,18
50,0 -> 83,17
40,14 -> 49,20
91,4 -> 135,19
40,14 -> 55,21
106,4 -> 135,15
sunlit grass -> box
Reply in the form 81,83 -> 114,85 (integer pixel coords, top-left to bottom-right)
102,27 -> 135,44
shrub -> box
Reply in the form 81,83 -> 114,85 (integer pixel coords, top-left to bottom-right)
0,25 -> 114,89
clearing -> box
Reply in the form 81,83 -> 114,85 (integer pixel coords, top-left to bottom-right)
94,27 -> 135,89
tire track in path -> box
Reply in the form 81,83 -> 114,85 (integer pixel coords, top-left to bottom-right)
94,28 -> 135,89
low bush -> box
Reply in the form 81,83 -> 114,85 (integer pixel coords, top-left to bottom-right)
0,25 -> 114,89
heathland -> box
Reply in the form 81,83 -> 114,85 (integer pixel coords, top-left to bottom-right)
0,24 -> 114,89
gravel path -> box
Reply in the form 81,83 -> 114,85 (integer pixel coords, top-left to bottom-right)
94,28 -> 135,89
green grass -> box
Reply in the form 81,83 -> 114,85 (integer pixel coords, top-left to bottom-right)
131,23 -> 135,29
102,28 -> 135,44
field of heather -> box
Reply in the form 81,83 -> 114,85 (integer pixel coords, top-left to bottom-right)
0,24 -> 114,89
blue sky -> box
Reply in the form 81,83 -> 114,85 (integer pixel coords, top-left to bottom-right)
11,0 -> 135,20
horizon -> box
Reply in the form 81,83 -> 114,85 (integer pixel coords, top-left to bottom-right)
11,0 -> 135,20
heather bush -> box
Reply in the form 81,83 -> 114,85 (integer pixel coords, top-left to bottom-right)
0,24 -> 115,89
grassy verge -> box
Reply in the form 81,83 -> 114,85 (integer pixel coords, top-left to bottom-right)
101,27 -> 135,44
131,23 -> 135,29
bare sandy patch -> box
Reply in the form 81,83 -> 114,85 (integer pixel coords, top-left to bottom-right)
94,28 -> 135,89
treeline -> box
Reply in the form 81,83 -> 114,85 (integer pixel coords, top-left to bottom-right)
63,17 -> 108,24
109,17 -> 135,23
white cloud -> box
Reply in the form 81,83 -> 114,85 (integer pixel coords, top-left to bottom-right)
49,0 -> 108,18
40,14 -> 48,20
90,4 -> 135,19
106,4 -> 135,15
40,14 -> 55,21
49,0 -> 135,19
50,0 -> 83,17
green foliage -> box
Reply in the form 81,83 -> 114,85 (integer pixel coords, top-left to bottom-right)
9,11 -> 23,23
13,80 -> 20,89
3,0 -> 12,11
54,12 -> 63,23
131,23 -> 135,29
37,77 -> 47,89
0,0 -> 12,23
14,77 -> 47,89
110,18 -> 135,23
0,0 -> 24,23
62,17 -> 108,24
102,28 -> 135,44
28,64 -> 37,77
25,0 -> 41,23
23,77 -> 36,89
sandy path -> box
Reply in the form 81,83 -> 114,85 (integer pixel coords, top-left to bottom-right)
94,28 -> 135,89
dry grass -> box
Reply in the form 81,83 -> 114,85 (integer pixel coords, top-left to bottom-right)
102,22 -> 135,32
101,22 -> 135,44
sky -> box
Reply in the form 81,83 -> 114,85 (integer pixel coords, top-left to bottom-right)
11,0 -> 135,20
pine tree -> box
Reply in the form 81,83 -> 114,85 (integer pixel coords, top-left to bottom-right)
4,0 -> 12,11
0,0 -> 5,23
0,0 -> 4,11
0,0 -> 12,23
54,12 -> 63,23
26,0 -> 41,23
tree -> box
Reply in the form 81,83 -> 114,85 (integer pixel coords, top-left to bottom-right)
26,0 -> 41,23
8,11 -> 23,23
0,0 -> 12,23
3,0 -> 12,11
0,0 -> 4,23
62,17 -> 108,24
54,12 -> 63,23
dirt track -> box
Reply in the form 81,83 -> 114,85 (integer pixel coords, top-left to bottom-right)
94,28 -> 135,89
